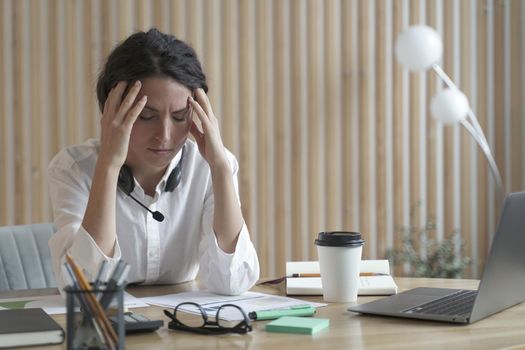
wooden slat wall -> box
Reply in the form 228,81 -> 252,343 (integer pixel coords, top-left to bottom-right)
1,0 -> 524,279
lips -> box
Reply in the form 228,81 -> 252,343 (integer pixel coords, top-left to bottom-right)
148,148 -> 174,156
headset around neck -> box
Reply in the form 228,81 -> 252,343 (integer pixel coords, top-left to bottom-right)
117,144 -> 186,222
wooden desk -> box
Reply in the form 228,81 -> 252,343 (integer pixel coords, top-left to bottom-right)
6,277 -> 525,350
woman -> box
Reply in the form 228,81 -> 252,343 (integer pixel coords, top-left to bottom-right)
48,28 -> 259,295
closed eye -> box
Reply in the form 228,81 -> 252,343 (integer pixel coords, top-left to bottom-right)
138,106 -> 190,122
172,112 -> 186,121
139,114 -> 155,121
172,107 -> 191,122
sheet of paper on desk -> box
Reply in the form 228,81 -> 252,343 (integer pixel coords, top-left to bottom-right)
286,260 -> 398,296
0,292 -> 149,314
140,291 -> 327,321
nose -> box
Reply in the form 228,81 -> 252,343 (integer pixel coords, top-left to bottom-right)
154,117 -> 172,142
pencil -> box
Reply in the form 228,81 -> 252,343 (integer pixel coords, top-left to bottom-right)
360,272 -> 389,277
66,255 -> 117,348
291,273 -> 321,277
291,272 -> 389,277
66,254 -> 118,349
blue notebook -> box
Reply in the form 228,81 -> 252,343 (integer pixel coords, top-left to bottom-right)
265,316 -> 329,335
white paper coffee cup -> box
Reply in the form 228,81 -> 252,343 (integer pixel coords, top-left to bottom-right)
315,231 -> 364,303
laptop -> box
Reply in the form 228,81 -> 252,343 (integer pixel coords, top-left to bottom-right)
349,191 -> 525,324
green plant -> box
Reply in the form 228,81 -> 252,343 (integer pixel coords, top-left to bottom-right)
386,206 -> 471,278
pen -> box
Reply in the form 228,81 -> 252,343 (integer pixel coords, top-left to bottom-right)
100,262 -> 130,310
291,272 -> 389,277
63,262 -> 90,312
64,262 -> 107,347
66,255 -> 118,348
248,305 -> 316,320
93,261 -> 108,299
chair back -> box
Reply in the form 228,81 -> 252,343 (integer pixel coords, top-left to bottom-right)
0,223 -> 57,291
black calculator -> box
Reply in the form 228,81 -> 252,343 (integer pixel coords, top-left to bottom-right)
109,312 -> 164,334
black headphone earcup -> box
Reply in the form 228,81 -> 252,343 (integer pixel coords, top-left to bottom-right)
165,144 -> 185,192
118,165 -> 135,194
165,165 -> 181,192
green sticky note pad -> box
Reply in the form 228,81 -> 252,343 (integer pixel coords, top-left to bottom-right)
265,316 -> 329,335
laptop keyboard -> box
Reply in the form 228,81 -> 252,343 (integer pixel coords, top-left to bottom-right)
403,289 -> 477,316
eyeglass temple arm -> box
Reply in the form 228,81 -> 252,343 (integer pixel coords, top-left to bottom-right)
163,309 -> 176,321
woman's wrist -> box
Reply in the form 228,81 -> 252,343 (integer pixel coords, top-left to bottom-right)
96,154 -> 124,175
209,160 -> 231,179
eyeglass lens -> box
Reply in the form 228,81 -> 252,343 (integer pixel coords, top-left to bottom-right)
216,305 -> 248,328
175,303 -> 206,328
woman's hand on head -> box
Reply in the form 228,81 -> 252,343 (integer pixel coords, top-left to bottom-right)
99,80 -> 147,169
188,88 -> 229,171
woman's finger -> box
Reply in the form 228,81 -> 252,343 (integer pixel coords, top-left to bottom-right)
189,121 -> 205,153
190,119 -> 204,138
118,80 -> 143,122
123,95 -> 148,129
103,95 -> 110,115
106,81 -> 127,115
193,88 -> 213,118
188,96 -> 211,130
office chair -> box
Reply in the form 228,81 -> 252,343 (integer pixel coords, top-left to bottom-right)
0,223 -> 57,291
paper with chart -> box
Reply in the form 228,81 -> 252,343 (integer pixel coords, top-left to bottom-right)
140,291 -> 326,321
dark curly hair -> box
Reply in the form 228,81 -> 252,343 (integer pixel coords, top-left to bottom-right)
96,28 -> 208,112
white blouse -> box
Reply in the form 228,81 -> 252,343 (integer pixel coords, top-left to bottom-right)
47,138 -> 259,295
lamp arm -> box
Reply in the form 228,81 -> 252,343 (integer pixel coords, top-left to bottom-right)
431,63 -> 505,201
459,119 -> 505,202
466,109 -> 490,148
431,64 -> 456,89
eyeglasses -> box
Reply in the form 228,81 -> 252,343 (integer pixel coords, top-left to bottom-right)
163,302 -> 253,335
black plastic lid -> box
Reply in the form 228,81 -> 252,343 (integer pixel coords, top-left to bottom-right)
314,231 -> 364,247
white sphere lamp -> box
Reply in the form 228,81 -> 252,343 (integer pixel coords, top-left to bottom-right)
395,25 -> 505,203
430,89 -> 469,125
395,25 -> 443,71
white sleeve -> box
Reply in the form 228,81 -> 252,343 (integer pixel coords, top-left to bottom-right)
47,157 -> 121,293
197,154 -> 260,295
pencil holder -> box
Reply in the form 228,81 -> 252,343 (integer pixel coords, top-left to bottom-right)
65,283 -> 125,350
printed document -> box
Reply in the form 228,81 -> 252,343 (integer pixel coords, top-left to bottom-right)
141,291 -> 326,321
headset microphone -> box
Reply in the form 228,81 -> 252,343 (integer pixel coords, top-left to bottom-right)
125,193 -> 165,222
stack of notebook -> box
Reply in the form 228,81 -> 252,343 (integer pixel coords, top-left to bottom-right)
286,260 -> 398,296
